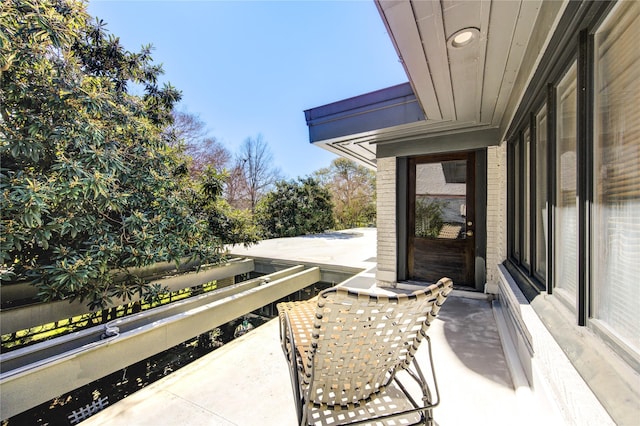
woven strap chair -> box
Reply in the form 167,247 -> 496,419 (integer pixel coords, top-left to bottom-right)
277,277 -> 453,426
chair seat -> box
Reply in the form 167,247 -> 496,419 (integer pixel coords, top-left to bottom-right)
277,278 -> 453,426
279,299 -> 404,408
304,383 -> 424,426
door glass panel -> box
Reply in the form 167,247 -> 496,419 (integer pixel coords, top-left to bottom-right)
415,160 -> 467,240
410,154 -> 475,286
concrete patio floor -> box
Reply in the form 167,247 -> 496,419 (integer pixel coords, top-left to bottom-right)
82,229 -> 562,425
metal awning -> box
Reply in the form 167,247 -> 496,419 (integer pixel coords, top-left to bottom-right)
304,83 -> 424,169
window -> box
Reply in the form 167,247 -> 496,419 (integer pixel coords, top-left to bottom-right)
592,0 -> 640,354
513,138 -> 521,260
554,62 -> 578,306
504,2 -> 640,419
535,105 -> 548,279
507,0 -> 640,367
523,128 -> 531,268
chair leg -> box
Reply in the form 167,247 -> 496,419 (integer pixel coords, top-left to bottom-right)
287,355 -> 304,424
413,335 -> 439,405
279,311 -> 305,425
416,335 -> 439,425
391,335 -> 440,425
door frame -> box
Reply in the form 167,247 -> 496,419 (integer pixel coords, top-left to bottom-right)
397,149 -> 487,291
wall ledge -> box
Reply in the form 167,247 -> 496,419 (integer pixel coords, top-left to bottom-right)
495,265 -> 616,426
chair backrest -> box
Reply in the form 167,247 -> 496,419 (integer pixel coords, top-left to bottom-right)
306,277 -> 453,407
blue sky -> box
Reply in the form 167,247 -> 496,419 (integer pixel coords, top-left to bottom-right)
87,1 -> 407,178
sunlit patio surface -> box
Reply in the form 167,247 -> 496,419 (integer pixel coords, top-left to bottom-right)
82,229 -> 561,425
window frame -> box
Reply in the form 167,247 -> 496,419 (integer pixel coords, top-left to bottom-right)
553,59 -> 579,313
533,104 -> 548,283
504,6 -> 640,421
505,1 -> 633,344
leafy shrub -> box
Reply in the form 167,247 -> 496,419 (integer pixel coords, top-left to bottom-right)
255,178 -> 335,238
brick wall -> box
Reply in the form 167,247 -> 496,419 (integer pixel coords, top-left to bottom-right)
375,157 -> 397,286
485,144 -> 507,293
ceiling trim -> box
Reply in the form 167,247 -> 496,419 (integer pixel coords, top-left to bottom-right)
376,127 -> 501,158
376,1 -> 443,120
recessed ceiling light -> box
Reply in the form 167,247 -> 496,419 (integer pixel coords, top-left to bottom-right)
449,28 -> 479,48
453,31 -> 473,46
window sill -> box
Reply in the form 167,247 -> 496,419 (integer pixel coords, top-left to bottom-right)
497,264 -> 639,425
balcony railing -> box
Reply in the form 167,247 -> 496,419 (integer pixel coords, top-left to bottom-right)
0,260 -> 324,419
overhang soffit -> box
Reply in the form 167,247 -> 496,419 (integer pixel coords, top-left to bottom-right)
377,0 -> 544,131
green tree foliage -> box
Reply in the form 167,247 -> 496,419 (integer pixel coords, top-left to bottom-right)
0,0 -> 223,308
314,158 -> 376,229
255,177 -> 335,238
185,167 -> 260,247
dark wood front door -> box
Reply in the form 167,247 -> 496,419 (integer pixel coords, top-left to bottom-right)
408,153 -> 475,286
